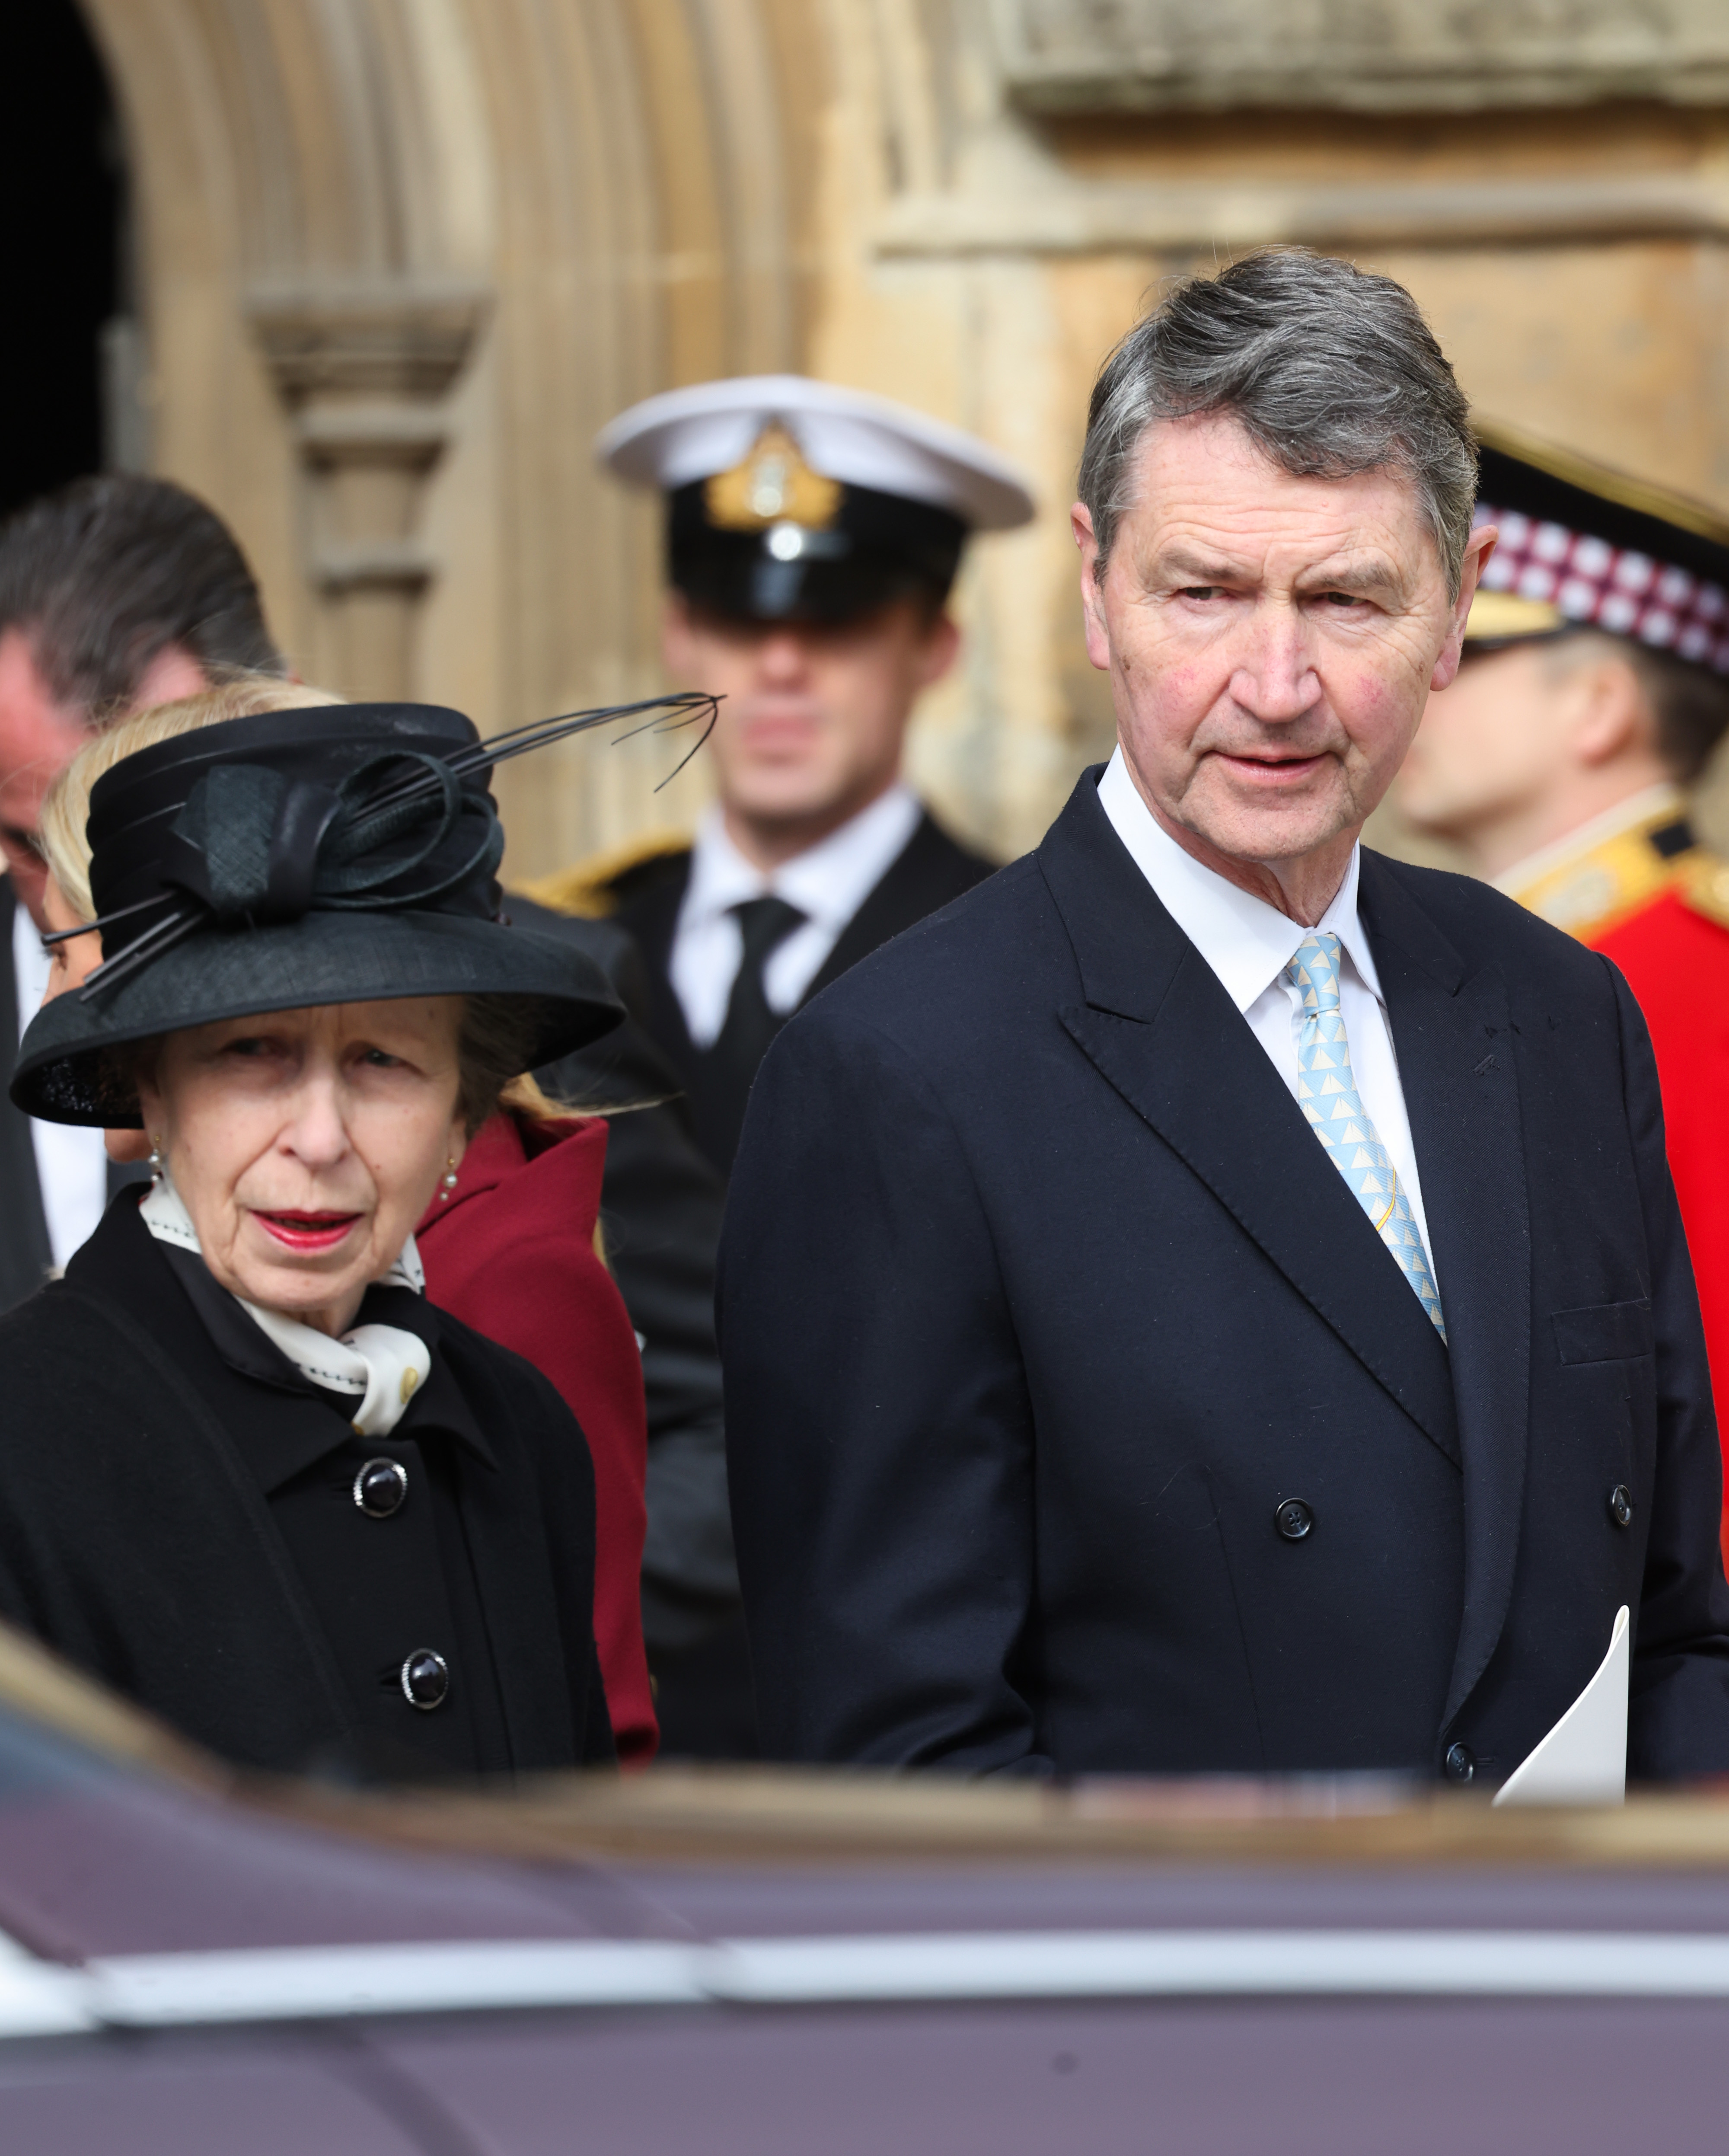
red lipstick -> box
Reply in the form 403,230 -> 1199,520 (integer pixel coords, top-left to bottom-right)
253,1211 -> 361,1254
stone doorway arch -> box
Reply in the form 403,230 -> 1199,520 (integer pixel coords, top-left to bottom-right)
73,0 -> 820,870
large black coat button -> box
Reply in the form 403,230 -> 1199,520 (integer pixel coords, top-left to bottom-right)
354,1458 -> 408,1518
1274,1498 -> 1314,1541
1608,1483 -> 1635,1529
1444,1742 -> 1476,1785
400,1650 -> 450,1710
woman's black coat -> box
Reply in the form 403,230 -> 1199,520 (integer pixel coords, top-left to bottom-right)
0,1194 -> 610,1777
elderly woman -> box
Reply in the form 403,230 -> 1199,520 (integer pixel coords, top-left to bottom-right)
37,676 -> 659,1765
0,697 -> 627,1780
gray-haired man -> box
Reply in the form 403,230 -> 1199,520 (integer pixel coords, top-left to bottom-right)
721,250 -> 1729,1784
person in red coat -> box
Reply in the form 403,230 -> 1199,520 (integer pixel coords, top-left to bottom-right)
1398,421 -> 1729,1556
1594,864 -> 1729,1556
417,1099 -> 658,1766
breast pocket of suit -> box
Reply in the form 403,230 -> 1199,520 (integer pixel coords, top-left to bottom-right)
1551,1298 -> 1656,1501
1551,1299 -> 1654,1367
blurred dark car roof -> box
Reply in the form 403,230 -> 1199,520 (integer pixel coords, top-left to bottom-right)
0,1624 -> 1727,2152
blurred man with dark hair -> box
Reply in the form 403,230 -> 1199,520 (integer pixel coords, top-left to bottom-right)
0,473 -> 285,921
0,475 -> 283,1302
1398,427 -> 1729,1553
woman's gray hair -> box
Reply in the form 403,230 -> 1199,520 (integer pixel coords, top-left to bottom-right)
1078,250 -> 1477,600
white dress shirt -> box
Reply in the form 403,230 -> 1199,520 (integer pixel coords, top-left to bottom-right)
13,898 -> 109,1271
1097,749 -> 1436,1268
670,784 -> 923,1047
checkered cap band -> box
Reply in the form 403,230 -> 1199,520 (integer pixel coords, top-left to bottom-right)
1475,503 -> 1729,675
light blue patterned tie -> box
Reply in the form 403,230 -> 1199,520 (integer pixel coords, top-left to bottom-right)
1285,931 -> 1447,1341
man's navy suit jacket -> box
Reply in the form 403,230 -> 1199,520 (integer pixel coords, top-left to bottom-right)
718,769 -> 1729,1782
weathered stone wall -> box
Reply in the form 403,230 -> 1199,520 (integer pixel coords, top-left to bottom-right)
75,0 -> 1729,876
994,2 -> 1729,113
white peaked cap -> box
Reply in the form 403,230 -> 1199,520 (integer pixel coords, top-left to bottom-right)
596,374 -> 1037,533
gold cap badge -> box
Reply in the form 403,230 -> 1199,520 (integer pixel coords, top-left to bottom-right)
705,423 -> 842,534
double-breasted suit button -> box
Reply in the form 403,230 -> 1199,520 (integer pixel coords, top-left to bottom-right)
1444,1742 -> 1475,1784
400,1650 -> 450,1709
1274,1498 -> 1314,1542
354,1459 -> 408,1518
1608,1483 -> 1636,1528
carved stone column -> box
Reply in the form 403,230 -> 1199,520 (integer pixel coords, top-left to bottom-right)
246,282 -> 488,699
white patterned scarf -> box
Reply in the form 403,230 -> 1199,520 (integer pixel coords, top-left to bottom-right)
140,1179 -> 431,1437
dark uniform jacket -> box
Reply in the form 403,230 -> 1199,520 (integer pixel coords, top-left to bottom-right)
720,769 -> 1729,1781
0,877 -> 148,1311
600,810 -> 996,1178
527,814 -> 996,1718
0,1192 -> 612,1780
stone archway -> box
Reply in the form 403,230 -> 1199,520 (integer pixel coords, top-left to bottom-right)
73,0 -> 823,869
56,3 -> 1729,874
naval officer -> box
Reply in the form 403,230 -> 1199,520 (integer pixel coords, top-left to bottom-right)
1397,425 -> 1729,1555
531,375 -> 1035,1755
537,375 -> 1037,1181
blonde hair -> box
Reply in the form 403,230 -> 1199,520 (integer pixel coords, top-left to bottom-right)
40,673 -> 345,919
39,670 -> 596,1153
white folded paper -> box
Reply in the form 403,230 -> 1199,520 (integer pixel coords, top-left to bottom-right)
1492,1604 -> 1629,1807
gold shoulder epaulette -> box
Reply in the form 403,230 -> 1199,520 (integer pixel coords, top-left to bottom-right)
514,829 -> 692,919
1676,848 -> 1729,933
1505,799 -> 1694,944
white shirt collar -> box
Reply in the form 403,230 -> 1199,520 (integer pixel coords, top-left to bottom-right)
1492,779 -> 1684,898
12,898 -> 47,1026
683,783 -> 923,935
1096,747 -> 1384,1011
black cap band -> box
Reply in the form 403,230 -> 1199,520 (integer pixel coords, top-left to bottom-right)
667,480 -> 966,624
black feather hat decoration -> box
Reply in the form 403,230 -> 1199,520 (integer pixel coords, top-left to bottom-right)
16,692 -> 718,1125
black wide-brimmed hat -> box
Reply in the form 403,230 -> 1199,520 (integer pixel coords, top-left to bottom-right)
13,696 -> 711,1126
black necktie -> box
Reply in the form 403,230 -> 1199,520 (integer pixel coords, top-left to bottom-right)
692,895 -> 807,1176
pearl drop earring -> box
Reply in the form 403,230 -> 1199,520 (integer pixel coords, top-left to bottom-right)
438,1156 -> 459,1203
148,1137 -> 163,1183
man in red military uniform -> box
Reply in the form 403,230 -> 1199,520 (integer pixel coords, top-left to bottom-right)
1399,422 -> 1729,1553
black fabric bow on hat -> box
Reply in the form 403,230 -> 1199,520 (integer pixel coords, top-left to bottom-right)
161,753 -> 501,928
55,692 -> 718,1001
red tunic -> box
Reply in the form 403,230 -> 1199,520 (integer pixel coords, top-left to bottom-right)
1593,885 -> 1729,1559
415,1112 -> 657,1766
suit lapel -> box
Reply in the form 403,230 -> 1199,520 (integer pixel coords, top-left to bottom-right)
614,854 -> 702,1073
1040,779 -> 1458,1463
1359,855 -> 1531,1728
